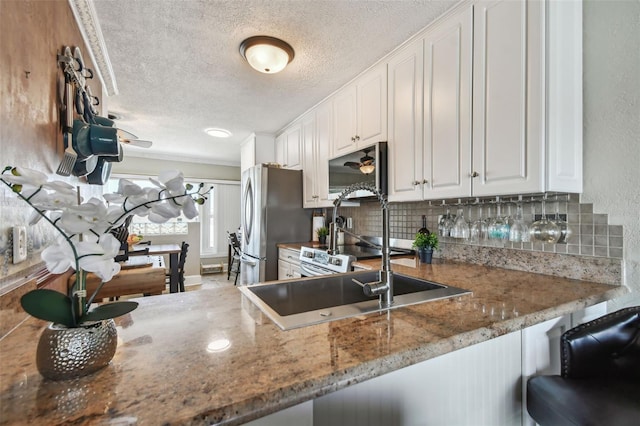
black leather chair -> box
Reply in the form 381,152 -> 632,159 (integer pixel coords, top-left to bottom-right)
165,241 -> 189,292
527,306 -> 640,426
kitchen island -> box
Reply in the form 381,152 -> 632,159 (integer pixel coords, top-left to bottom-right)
0,258 -> 626,425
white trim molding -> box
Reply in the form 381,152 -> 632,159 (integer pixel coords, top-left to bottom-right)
67,0 -> 118,96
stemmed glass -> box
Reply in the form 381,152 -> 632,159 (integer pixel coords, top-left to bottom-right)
470,203 -> 488,243
451,206 -> 469,239
438,206 -> 455,237
554,197 -> 572,243
509,199 -> 530,243
488,198 -> 509,240
530,197 -> 560,243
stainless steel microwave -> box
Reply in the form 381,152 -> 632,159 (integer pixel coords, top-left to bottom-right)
328,141 -> 388,200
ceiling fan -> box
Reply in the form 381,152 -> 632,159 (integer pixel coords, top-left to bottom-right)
344,147 -> 375,174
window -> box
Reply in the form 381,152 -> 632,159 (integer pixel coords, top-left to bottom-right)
104,176 -> 240,257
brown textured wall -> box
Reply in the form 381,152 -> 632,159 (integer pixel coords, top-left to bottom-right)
0,0 -> 104,287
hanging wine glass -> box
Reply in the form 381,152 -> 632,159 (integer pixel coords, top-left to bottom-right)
530,196 -> 560,243
509,198 -> 530,243
451,206 -> 469,239
488,197 -> 509,240
554,196 -> 572,244
438,205 -> 455,237
470,202 -> 487,243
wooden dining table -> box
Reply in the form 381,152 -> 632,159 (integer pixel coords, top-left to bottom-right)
132,243 -> 182,293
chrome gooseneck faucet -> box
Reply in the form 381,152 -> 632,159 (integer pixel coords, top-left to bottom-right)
329,183 -> 394,308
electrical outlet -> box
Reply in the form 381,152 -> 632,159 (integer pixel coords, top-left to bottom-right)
13,226 -> 27,264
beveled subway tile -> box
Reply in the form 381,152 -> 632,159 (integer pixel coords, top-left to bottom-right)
609,225 -> 623,237
580,245 -> 594,256
593,214 -> 608,225
594,235 -> 608,246
580,224 -> 594,235
594,246 -> 609,257
609,236 -> 623,248
580,213 -> 593,225
594,224 -> 608,236
580,204 -> 593,214
567,244 -> 580,255
609,247 -> 623,258
581,235 -> 594,246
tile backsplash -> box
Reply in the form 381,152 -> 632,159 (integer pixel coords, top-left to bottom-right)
336,193 -> 624,260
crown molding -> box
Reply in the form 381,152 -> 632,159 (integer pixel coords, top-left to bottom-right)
67,0 -> 118,96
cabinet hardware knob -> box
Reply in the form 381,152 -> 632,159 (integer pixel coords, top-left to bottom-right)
412,180 -> 420,186
422,179 -> 428,184
351,136 -> 356,142
471,171 -> 479,178
355,135 -> 360,141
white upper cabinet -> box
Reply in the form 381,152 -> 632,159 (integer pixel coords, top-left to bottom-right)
471,0 -> 582,196
424,5 -> 473,199
332,62 -> 387,157
302,102 -> 332,208
388,0 -> 582,200
277,122 -> 302,170
388,5 -> 472,202
387,38 -> 424,202
471,0 -> 543,196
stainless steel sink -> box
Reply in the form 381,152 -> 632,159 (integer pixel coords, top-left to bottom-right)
238,271 -> 471,330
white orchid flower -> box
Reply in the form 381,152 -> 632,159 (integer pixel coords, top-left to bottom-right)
182,195 -> 199,219
0,167 -> 48,186
41,236 -> 76,273
58,198 -> 109,234
117,179 -> 144,196
77,234 -> 121,282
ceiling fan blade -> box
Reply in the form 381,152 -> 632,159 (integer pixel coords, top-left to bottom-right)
344,161 -> 361,169
120,138 -> 153,148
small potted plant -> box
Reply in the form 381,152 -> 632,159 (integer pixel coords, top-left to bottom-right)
413,231 -> 438,264
317,226 -> 329,245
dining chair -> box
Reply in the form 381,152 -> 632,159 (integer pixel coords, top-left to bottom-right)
228,232 -> 241,285
165,241 -> 189,292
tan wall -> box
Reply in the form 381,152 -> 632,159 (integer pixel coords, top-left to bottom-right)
0,0 -> 104,287
112,156 -> 241,181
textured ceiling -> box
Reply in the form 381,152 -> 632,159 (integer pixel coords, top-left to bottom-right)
93,0 -> 458,166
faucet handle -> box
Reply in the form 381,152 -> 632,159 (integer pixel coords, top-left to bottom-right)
352,278 -> 388,298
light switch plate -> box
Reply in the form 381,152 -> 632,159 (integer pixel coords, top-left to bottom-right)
13,226 -> 27,263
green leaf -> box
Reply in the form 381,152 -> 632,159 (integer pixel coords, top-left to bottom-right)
20,289 -> 75,327
81,301 -> 139,322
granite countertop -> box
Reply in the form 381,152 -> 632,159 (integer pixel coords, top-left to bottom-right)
0,259 -> 626,425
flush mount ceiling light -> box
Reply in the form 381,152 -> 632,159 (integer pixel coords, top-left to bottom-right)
205,128 -> 232,138
240,36 -> 295,74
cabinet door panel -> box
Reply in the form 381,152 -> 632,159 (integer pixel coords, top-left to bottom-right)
472,0 -> 543,196
424,5 -> 472,199
358,65 -> 387,146
302,115 -> 317,207
286,124 -> 302,170
387,41 -> 423,202
315,102 -> 332,206
332,85 -> 358,156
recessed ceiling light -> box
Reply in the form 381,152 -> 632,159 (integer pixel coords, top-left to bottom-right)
205,128 -> 232,138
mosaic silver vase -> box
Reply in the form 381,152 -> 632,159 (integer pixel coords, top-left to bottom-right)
36,319 -> 118,381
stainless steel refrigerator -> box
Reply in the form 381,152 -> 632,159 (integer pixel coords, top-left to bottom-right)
240,165 -> 311,285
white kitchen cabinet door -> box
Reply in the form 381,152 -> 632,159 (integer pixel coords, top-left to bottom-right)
284,123 -> 302,170
424,5 -> 473,199
302,113 -> 317,207
275,133 -> 285,168
302,103 -> 332,208
357,62 -> 387,148
387,38 -> 424,202
472,0 -> 544,196
314,101 -> 332,207
332,63 -> 387,157
332,84 -> 358,157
